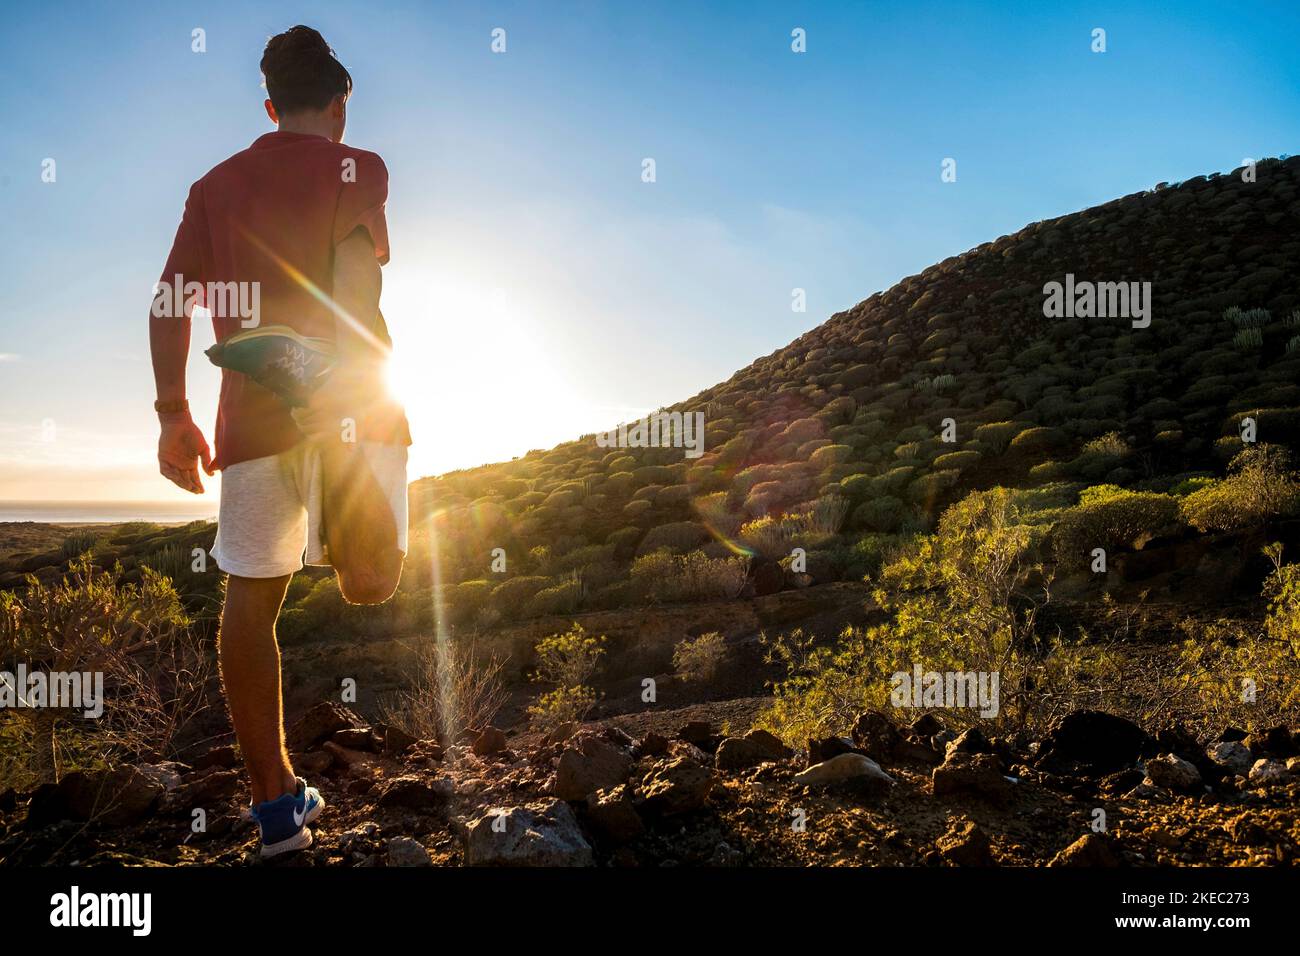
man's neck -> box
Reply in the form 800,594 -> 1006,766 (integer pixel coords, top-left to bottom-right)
275,116 -> 335,140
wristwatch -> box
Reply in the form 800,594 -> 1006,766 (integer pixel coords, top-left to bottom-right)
154,399 -> 190,415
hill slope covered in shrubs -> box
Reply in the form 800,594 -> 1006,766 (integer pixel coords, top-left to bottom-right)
405,156 -> 1300,629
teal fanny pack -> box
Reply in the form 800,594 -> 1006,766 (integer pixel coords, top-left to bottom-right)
205,325 -> 335,407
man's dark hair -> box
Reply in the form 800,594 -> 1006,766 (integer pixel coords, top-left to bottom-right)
260,26 -> 352,114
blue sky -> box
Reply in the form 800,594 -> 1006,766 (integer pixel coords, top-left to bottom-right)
1,0 -> 1298,503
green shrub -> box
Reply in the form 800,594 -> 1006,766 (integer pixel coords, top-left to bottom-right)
623,499 -> 653,521
636,521 -> 710,555
673,631 -> 727,683
873,465 -> 917,495
525,575 -> 584,617
1082,431 -> 1131,457
605,526 -> 643,557
0,558 -> 205,785
757,487 -> 1049,741
1168,476 -> 1215,496
60,531 -> 98,560
780,418 -> 824,444
1052,490 -> 1180,569
851,496 -> 909,533
839,473 -> 873,499
1176,561 -> 1300,728
489,575 -> 550,612
1181,445 -> 1300,532
1007,426 -> 1067,454
453,578 -> 493,608
1029,461 -> 1067,482
527,623 -> 605,731
905,470 -> 961,506
973,420 -> 1020,452
630,549 -> 748,603
809,444 -> 854,468
932,450 -> 981,472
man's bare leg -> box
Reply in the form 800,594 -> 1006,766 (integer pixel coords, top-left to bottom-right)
218,573 -> 297,804
319,441 -> 404,604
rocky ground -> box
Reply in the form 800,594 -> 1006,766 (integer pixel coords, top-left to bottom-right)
1,702 -> 1297,868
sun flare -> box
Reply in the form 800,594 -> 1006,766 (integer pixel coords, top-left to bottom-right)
384,278 -> 587,479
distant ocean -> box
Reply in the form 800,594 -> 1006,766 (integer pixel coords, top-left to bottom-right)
0,501 -> 218,525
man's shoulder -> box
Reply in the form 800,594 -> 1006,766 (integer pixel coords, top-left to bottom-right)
191,143 -> 260,188
335,145 -> 388,177
195,140 -> 386,186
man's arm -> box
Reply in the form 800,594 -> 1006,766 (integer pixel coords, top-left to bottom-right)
150,307 -> 212,493
332,227 -> 384,364
293,228 -> 390,443
151,184 -> 213,494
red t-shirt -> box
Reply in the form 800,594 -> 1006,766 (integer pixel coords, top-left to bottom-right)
158,130 -> 410,470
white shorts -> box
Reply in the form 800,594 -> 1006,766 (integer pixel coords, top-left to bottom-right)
212,442 -> 409,579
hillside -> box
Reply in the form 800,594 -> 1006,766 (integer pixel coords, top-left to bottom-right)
404,155 -> 1300,625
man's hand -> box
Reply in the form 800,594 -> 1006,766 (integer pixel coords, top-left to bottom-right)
158,417 -> 214,493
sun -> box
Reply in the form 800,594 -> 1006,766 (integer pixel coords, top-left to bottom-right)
383,278 -> 585,479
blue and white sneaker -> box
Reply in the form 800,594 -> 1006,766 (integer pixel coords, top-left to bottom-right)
250,778 -> 325,859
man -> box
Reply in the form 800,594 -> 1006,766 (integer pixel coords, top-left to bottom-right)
149,25 -> 410,858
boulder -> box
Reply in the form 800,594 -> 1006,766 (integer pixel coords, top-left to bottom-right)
932,752 -> 1013,800
543,722 -> 578,747
286,702 -> 366,751
463,799 -> 594,867
807,736 -> 859,764
378,724 -> 419,755
946,727 -> 993,757
715,730 -> 792,771
322,741 -> 377,774
292,751 -> 333,776
676,721 -> 720,752
850,711 -> 901,762
1049,832 -> 1121,867
602,727 -> 636,749
1142,754 -> 1202,793
472,726 -> 508,757
936,819 -> 994,866
633,732 -> 670,759
554,735 -> 633,801
911,713 -> 944,737
1206,741 -> 1253,776
1244,726 -> 1296,759
332,727 -> 378,751
1248,759 -> 1291,786
160,768 -> 241,812
28,767 -> 163,826
386,836 -> 433,867
192,746 -> 240,772
641,757 -> 713,815
893,738 -> 944,766
1226,813 -> 1272,846
377,774 -> 452,811
584,785 -> 644,843
1035,710 -> 1152,775
793,753 -> 894,796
